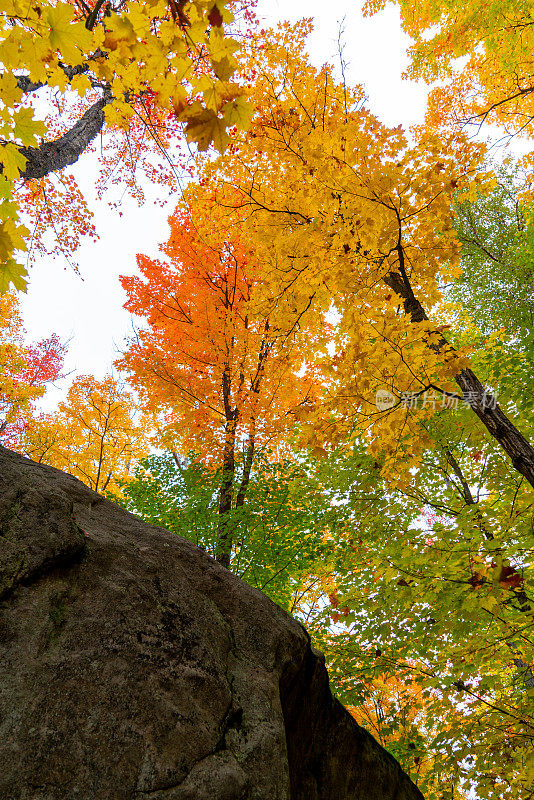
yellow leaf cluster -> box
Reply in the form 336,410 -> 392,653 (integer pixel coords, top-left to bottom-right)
369,0 -> 534,184
0,0 -> 249,291
195,23 -> 486,477
21,374 -> 152,495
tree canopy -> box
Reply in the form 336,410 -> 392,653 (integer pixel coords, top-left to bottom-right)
21,374 -> 151,493
367,0 -> 534,164
0,292 -> 65,447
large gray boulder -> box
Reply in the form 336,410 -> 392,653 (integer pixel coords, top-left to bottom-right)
0,445 -> 423,800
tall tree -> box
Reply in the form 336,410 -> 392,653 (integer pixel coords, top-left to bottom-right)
22,374 -> 150,494
180,31 -> 534,793
297,179 -> 534,796
118,189 -> 325,566
0,292 -> 65,448
197,21 -> 534,489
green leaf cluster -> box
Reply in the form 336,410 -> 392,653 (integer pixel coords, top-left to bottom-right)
112,449 -> 353,613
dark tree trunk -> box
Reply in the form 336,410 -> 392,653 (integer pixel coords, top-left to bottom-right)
384,269 -> 534,490
235,424 -> 255,510
216,418 -> 237,569
20,93 -> 111,181
454,368 -> 534,487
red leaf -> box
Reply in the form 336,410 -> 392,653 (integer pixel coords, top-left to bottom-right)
499,565 -> 522,589
208,5 -> 223,26
468,572 -> 485,588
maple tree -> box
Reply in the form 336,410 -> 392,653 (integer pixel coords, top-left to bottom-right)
168,26 -> 533,796
0,0 -> 254,292
0,291 -> 65,448
365,0 -> 534,168
21,374 -> 151,494
118,189 -> 325,566
293,176 -> 534,798
194,21 -> 534,491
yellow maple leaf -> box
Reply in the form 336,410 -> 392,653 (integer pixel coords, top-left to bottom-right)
223,95 -> 253,130
0,143 -> 27,180
70,74 -> 92,97
103,15 -> 137,52
46,4 -> 91,64
13,107 -> 47,147
0,73 -> 22,107
184,109 -> 231,153
0,257 -> 28,293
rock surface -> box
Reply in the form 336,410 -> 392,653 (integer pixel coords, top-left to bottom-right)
0,445 -> 424,800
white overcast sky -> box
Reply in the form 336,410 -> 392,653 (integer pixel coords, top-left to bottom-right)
20,0 -> 429,407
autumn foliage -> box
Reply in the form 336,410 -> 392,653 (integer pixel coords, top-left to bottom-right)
118,189 -> 325,563
1,7 -> 533,800
21,374 -> 151,494
195,23 -> 534,485
120,194 -> 321,457
366,0 -> 534,180
0,293 -> 65,448
0,0 -> 254,292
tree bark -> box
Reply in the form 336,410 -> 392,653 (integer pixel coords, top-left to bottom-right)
384,268 -> 534,490
216,419 -> 236,569
235,423 -> 255,509
19,93 -> 111,181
